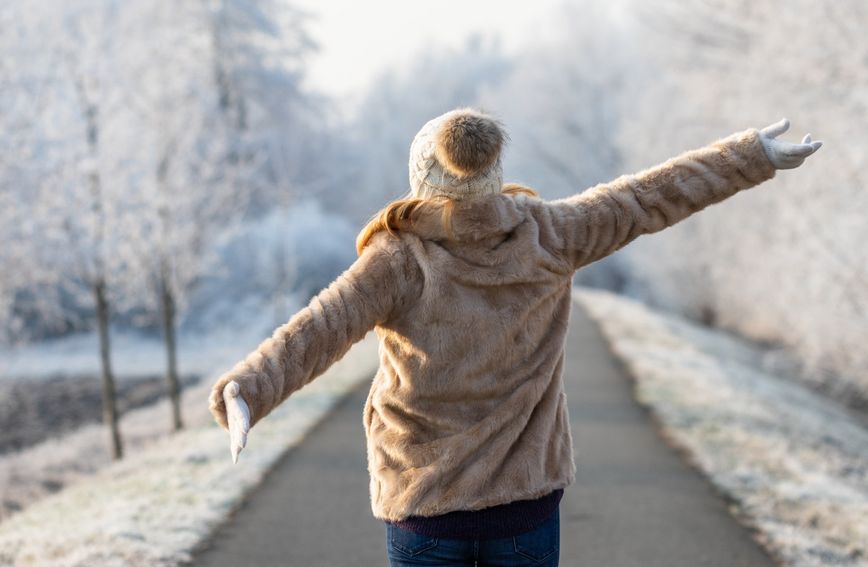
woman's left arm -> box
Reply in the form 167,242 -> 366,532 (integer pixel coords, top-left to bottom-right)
208,233 -> 420,446
544,119 -> 821,270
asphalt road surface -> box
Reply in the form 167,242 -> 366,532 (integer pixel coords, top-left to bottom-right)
195,302 -> 773,566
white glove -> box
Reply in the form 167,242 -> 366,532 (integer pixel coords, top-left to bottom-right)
759,118 -> 822,169
222,381 -> 251,463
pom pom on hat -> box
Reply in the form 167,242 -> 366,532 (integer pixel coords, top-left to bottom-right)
434,109 -> 505,179
408,107 -> 506,200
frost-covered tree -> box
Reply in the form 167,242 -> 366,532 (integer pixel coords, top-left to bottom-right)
616,0 -> 868,400
12,0 -> 133,459
73,0 -> 322,431
1,0 -> 324,443
102,0 -> 235,432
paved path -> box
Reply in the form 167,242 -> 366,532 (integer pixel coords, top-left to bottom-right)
195,302 -> 773,566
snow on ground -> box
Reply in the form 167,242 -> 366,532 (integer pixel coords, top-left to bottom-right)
0,332 -> 379,566
573,287 -> 868,567
0,308 -> 281,521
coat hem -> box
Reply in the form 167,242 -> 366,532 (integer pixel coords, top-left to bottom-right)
371,473 -> 576,523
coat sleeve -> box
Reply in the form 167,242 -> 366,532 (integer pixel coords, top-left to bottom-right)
539,128 -> 777,270
208,233 -> 421,430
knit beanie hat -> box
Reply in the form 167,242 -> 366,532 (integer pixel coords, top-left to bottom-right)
408,108 -> 505,200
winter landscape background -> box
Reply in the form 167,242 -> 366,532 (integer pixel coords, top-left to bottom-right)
1,0 -> 866,565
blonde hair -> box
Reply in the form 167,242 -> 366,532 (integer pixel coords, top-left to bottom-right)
356,184 -> 539,255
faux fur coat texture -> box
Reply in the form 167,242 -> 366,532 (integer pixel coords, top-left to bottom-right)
209,127 -> 777,522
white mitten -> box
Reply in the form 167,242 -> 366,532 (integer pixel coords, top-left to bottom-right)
222,381 -> 251,463
759,118 -> 822,169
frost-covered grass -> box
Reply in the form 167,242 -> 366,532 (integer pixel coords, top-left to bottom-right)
0,308 -> 280,520
0,333 -> 379,566
574,287 -> 868,567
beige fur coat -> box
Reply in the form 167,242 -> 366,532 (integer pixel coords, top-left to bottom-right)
209,128 -> 777,522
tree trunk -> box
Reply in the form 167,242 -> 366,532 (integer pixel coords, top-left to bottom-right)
161,274 -> 183,431
94,278 -> 123,460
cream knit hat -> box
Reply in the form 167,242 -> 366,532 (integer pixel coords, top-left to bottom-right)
408,108 -> 505,200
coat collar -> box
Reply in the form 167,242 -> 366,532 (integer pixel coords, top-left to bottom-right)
397,193 -> 527,242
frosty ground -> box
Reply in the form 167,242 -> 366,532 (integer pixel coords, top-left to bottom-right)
0,312 -> 275,521
0,321 -> 379,566
0,289 -> 864,566
0,373 -> 200,458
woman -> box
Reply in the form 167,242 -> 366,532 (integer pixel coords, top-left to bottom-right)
209,108 -> 821,566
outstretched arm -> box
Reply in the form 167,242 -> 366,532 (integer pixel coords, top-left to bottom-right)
542,119 -> 821,270
208,233 -> 421,461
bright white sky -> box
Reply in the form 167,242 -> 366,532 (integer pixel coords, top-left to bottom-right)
294,0 -> 567,100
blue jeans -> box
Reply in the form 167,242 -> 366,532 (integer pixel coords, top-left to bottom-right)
386,509 -> 559,566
